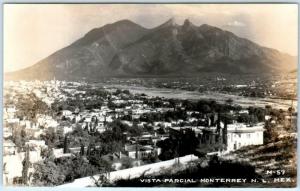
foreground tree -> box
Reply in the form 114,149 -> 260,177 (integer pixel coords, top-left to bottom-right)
21,146 -> 30,185
32,158 -> 65,186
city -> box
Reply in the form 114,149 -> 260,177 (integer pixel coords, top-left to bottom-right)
3,76 -> 297,187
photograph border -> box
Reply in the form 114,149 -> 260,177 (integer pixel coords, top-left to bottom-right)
1,1 -> 299,191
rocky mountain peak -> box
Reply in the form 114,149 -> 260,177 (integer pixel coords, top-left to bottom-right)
182,19 -> 192,27
159,18 -> 177,28
5,19 -> 297,81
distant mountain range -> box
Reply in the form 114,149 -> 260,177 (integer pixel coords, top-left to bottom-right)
5,18 -> 297,81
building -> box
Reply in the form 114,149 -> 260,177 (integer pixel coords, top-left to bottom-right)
170,121 -> 264,155
124,144 -> 161,159
3,149 -> 42,186
226,122 -> 264,152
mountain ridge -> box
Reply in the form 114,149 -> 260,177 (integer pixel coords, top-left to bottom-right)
5,19 -> 297,81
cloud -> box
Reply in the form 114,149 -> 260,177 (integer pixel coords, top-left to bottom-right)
226,20 -> 246,27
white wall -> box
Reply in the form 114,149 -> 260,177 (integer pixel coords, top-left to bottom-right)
58,154 -> 198,188
227,131 -> 264,152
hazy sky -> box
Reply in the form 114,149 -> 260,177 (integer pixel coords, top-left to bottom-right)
4,4 -> 298,72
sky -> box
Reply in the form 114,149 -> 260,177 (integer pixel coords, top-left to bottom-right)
4,4 -> 298,72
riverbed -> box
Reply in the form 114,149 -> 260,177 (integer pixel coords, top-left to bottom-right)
101,84 -> 297,111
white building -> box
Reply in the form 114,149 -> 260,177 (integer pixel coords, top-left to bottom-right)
124,144 -> 161,159
25,140 -> 47,149
3,140 -> 17,155
63,126 -> 73,135
3,149 -> 42,186
226,123 -> 264,152
62,110 -> 72,116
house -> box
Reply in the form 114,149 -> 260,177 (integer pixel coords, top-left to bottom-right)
6,118 -> 20,124
265,115 -> 272,121
95,124 -> 106,133
52,148 -> 74,158
62,110 -> 72,116
4,105 -> 17,119
239,110 -> 249,114
63,126 -> 73,135
124,144 -> 160,159
3,140 -> 17,155
25,128 -> 43,139
36,115 -> 59,128
153,121 -> 172,128
25,140 -> 47,149
3,149 -> 42,186
226,123 -> 264,152
3,128 -> 13,139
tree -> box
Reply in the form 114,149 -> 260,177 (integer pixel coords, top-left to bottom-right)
264,121 -> 278,143
122,90 -> 130,95
16,93 -> 49,120
114,89 -> 122,95
169,99 -> 177,111
182,100 -> 194,111
22,146 -> 30,185
144,125 -> 154,134
63,135 -> 69,154
128,125 -> 143,137
120,157 -> 133,169
142,151 -> 159,164
87,143 -> 92,157
88,153 -> 112,172
92,174 -> 110,187
225,98 -> 233,105
32,158 -> 65,186
69,124 -> 91,147
265,105 -> 272,115
107,100 -> 116,110
237,113 -> 250,124
157,127 -> 166,135
41,127 -> 58,148
80,144 -> 85,156
71,157 -> 98,180
12,127 -> 27,150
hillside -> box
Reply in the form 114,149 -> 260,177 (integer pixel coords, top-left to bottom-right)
112,136 -> 296,187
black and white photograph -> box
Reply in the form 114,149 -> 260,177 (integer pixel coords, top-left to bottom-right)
2,3 -> 298,187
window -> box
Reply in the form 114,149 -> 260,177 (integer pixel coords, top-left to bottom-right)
13,177 -> 22,185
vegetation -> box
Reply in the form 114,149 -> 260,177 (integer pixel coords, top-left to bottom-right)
32,154 -> 100,186
15,93 -> 49,120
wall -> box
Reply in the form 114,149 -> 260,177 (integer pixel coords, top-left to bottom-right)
57,154 -> 198,188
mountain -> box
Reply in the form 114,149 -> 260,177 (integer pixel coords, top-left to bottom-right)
5,19 -> 297,80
